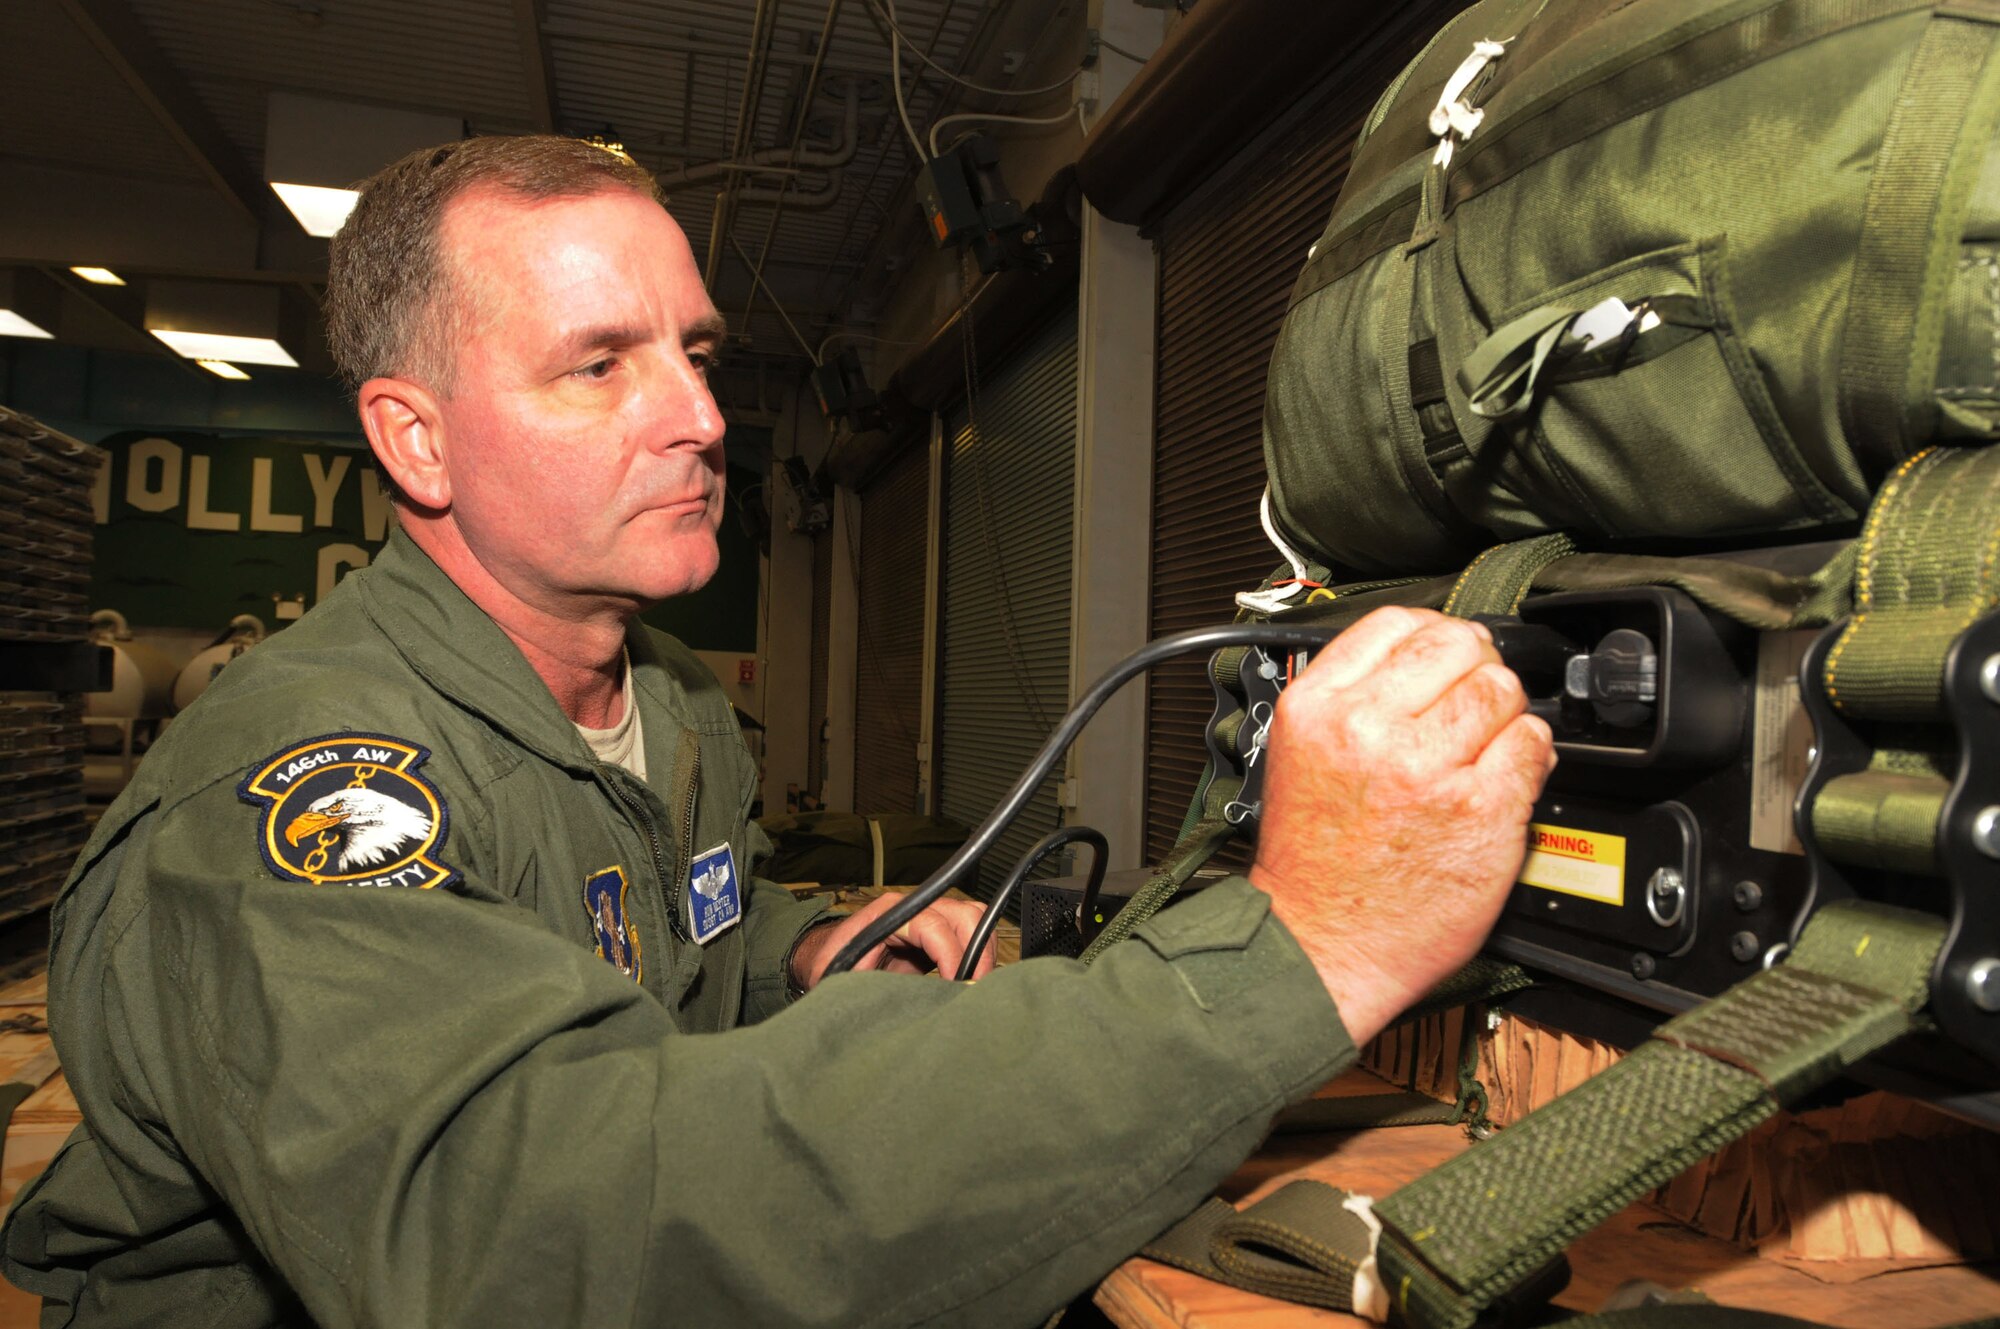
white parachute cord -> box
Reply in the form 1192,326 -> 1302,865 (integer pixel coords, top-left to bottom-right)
1234,486 -> 1319,614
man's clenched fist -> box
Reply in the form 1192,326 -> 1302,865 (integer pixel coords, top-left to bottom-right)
1248,607 -> 1556,1045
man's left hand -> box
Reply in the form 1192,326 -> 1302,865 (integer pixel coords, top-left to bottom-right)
791,892 -> 996,991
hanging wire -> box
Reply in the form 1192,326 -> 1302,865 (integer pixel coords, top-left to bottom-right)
864,0 -> 1085,97
928,106 -> 1081,160
882,0 -> 929,160
1097,33 -> 1152,63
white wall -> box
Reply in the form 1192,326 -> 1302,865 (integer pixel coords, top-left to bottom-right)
1063,206 -> 1158,868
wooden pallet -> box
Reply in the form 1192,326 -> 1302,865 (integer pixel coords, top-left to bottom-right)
0,971 -> 77,1327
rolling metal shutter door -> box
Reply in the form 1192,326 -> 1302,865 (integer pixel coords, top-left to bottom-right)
851,443 -> 929,814
938,305 -> 1078,900
1143,5 -> 1467,865
807,525 -> 832,802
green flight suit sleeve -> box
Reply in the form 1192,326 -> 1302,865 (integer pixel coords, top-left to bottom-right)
24,773 -> 1354,1328
737,817 -> 829,1025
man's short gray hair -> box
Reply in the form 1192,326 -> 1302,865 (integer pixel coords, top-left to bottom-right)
324,135 -> 666,397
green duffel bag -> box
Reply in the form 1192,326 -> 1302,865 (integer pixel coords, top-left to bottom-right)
1266,0 -> 2000,577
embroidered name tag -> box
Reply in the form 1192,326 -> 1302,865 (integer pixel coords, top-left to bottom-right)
238,734 -> 457,889
687,842 -> 741,945
584,866 -> 644,982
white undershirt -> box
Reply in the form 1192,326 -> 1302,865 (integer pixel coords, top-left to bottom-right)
575,652 -> 647,782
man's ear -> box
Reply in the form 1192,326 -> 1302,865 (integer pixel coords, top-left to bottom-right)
358,377 -> 451,510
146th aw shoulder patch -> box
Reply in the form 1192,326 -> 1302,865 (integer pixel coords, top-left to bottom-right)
239,733 -> 458,889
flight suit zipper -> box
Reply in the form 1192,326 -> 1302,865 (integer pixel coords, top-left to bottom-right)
671,747 -> 700,929
606,773 -> 682,939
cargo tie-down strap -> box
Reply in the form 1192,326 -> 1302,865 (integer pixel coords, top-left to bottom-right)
1142,900 -> 1944,1326
1811,445 -> 2000,876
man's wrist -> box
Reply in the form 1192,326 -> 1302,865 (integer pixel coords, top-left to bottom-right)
1250,863 -> 1413,1048
785,917 -> 840,999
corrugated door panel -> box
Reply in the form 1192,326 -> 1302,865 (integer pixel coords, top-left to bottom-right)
939,305 -> 1079,902
852,443 -> 930,814
807,525 -> 832,803
1144,4 -> 1469,865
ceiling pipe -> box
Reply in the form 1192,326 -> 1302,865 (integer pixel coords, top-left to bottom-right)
540,19 -> 897,80
656,83 -> 858,189
734,0 -> 849,335
704,0 -> 781,288
734,170 -> 845,208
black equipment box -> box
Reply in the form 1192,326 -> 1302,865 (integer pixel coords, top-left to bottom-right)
1019,866 -> 1235,961
1199,542 -> 2000,1125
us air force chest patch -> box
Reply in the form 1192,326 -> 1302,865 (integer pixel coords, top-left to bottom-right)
239,734 -> 457,889
687,841 -> 741,945
583,866 -> 643,982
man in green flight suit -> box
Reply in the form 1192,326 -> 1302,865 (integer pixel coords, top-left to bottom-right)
0,136 -> 1554,1327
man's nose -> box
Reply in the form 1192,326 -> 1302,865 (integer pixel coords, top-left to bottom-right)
648,351 -> 726,451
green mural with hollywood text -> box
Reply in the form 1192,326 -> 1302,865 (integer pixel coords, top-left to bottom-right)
90,431 -> 759,650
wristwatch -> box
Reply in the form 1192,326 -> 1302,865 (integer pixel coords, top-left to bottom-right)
784,916 -> 842,1001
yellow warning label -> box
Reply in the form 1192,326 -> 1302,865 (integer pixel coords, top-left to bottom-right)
1521,823 -> 1627,906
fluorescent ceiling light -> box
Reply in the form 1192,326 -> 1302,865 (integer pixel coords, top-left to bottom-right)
70,266 -> 126,286
270,182 -> 360,238
0,310 -> 54,339
197,359 -> 251,380
150,329 -> 297,367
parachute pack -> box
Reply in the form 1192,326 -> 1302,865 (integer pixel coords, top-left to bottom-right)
1097,2 -> 2000,1323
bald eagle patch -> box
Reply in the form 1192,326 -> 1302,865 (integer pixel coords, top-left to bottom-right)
239,734 -> 457,889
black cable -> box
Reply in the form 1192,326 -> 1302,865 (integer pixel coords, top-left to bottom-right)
953,825 -> 1107,981
825,623 -> 1340,977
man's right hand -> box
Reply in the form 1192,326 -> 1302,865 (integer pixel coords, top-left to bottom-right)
1248,606 -> 1556,1046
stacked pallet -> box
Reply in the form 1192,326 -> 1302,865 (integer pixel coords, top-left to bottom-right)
0,407 -> 102,973
1359,1007 -> 1999,1268
0,970 -> 77,1327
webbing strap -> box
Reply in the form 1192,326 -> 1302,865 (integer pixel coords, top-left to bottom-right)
1142,1183 -> 1386,1315
1810,766 -> 1948,875
1078,774 -> 1242,965
1272,1091 -> 1465,1134
1443,533 -> 1579,617
1823,446 -> 2000,722
1838,2 -> 2000,472
1511,543 -> 1856,631
1373,900 -> 1944,1329
1407,955 -> 1533,1021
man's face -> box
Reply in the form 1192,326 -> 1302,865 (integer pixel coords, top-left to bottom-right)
430,185 -> 728,614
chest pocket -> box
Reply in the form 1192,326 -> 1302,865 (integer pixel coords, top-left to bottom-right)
494,766 -> 673,997
661,723 -> 756,1031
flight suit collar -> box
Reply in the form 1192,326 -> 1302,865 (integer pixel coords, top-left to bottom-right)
356,528 -> 660,774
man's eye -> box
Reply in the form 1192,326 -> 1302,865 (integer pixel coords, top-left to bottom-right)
689,349 -> 720,376
573,357 -> 617,381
